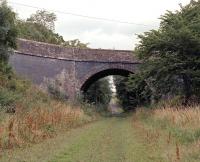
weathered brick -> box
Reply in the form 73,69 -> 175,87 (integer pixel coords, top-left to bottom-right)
9,39 -> 140,99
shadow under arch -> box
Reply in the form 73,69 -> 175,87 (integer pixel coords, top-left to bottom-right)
80,68 -> 133,93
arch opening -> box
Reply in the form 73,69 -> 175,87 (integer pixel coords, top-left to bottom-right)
80,68 -> 133,93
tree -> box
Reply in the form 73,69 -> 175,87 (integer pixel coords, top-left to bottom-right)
27,10 -> 56,31
133,0 -> 200,104
17,10 -> 65,45
114,75 -> 151,111
0,1 -> 17,64
17,10 -> 89,48
17,19 -> 65,45
84,78 -> 112,107
114,76 -> 133,111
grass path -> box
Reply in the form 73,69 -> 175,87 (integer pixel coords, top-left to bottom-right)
1,116 -> 166,162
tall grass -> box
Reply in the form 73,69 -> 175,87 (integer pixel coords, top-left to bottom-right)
0,101 -> 92,150
134,104 -> 200,161
153,105 -> 200,129
0,72 -> 95,151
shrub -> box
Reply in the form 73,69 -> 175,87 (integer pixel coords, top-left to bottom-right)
47,83 -> 68,101
0,88 -> 19,107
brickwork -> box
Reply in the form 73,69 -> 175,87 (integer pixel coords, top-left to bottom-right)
16,39 -> 136,62
9,39 -> 140,99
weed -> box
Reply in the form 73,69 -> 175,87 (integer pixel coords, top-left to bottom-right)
0,73 -> 95,151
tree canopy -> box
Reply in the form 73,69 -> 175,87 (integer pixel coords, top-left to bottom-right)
116,0 -> 200,108
0,1 -> 17,63
84,78 -> 112,107
136,0 -> 200,104
17,10 -> 89,48
17,19 -> 65,45
27,10 -> 56,31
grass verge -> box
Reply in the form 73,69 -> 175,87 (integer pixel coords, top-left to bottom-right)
134,105 -> 200,161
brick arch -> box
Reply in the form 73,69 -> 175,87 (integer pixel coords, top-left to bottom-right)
79,67 -> 134,93
12,39 -> 141,99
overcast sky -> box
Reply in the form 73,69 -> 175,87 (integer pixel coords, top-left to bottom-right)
8,0 -> 190,50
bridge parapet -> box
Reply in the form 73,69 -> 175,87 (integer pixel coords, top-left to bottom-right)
16,39 -> 137,63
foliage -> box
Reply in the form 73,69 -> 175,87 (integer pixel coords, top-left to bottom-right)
114,76 -> 135,111
17,19 -> 65,45
84,78 -> 112,107
0,88 -> 19,106
27,10 -> 56,31
47,79 -> 68,101
0,71 -> 27,112
114,75 -> 151,111
17,10 -> 89,48
64,39 -> 89,48
0,0 -> 17,64
127,0 -> 200,105
17,9 -> 66,45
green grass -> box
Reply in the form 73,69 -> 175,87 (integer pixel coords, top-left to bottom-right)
1,117 -> 167,162
2,109 -> 200,162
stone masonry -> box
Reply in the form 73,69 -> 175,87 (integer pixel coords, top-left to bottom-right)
9,39 -> 140,99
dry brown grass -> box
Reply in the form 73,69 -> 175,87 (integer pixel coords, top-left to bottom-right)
0,101 -> 93,151
153,105 -> 200,129
0,71 -> 96,154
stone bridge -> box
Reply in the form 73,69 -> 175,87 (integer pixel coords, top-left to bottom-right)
9,39 -> 140,99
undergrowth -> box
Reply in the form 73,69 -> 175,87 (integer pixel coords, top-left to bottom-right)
0,70 -> 96,152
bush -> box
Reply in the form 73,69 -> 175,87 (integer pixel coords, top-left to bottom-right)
0,88 -> 19,107
47,81 -> 68,101
0,88 -> 20,113
0,1 -> 17,63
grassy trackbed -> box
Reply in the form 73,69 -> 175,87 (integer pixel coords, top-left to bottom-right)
1,116 -> 166,162
1,107 -> 200,162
